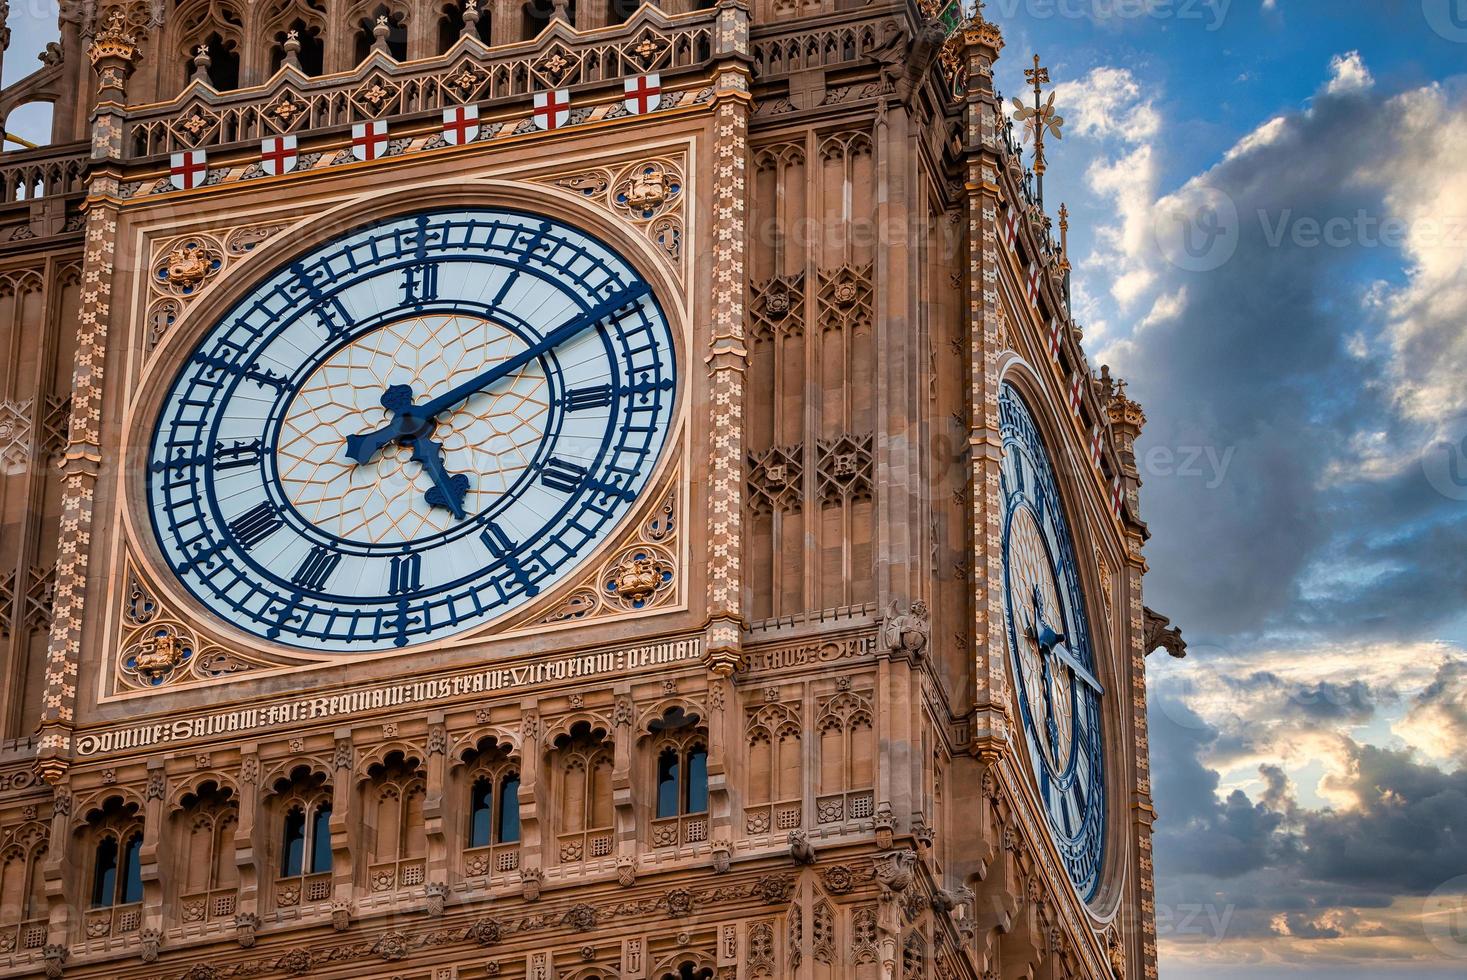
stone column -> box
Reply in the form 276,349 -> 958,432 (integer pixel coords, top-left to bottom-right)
701,1 -> 752,679
36,9 -> 140,787
959,15 -> 1014,771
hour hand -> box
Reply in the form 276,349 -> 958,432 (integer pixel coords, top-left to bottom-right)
344,386 -> 417,465
410,437 -> 468,520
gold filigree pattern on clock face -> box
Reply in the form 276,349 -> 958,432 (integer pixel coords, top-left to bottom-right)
1009,504 -> 1075,771
276,314 -> 550,545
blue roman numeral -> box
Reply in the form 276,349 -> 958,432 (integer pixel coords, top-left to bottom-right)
389,553 -> 421,595
401,263 -> 440,305
540,457 -> 588,494
563,384 -> 614,412
291,546 -> 341,591
226,501 -> 282,551
213,439 -> 264,471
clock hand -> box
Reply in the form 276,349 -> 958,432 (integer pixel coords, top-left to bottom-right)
410,436 -> 469,520
344,283 -> 651,466
1028,583 -> 1103,695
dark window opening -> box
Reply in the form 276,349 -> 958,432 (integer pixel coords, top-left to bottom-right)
309,804 -> 333,874
281,808 -> 306,877
91,837 -> 118,908
497,775 -> 521,843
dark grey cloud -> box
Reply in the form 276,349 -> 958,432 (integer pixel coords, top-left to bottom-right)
1115,81 -> 1467,647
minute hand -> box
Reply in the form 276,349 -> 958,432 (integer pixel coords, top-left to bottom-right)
417,282 -> 651,419
344,283 -> 651,465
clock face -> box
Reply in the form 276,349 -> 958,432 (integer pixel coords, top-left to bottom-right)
998,383 -> 1106,901
147,208 -> 677,653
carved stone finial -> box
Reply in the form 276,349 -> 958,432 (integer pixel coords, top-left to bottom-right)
86,7 -> 139,97
462,0 -> 484,38
372,13 -> 392,54
282,29 -> 302,69
191,42 -> 212,84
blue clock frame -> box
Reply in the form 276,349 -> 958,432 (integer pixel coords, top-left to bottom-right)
147,208 -> 678,653
998,382 -> 1107,901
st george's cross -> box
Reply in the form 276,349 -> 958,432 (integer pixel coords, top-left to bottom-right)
533,89 -> 571,131
1001,205 -> 1020,252
1025,261 -> 1042,307
169,150 -> 208,190
1047,316 -> 1063,361
352,120 -> 389,161
1089,424 -> 1104,470
1067,370 -> 1084,417
442,103 -> 480,146
1111,474 -> 1126,519
624,73 -> 662,115
260,135 -> 298,177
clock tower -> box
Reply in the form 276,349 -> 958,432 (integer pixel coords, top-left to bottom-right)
0,2 -> 1184,979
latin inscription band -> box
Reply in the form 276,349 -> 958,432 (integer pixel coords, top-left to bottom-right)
79,637 -> 701,756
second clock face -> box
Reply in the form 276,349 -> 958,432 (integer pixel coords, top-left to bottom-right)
998,382 -> 1107,901
147,208 -> 677,652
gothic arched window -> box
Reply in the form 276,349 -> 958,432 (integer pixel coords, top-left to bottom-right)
361,751 -> 426,892
173,781 -> 239,924
458,738 -> 522,878
744,702 -> 803,836
815,690 -> 876,826
551,721 -> 614,864
79,797 -> 144,939
647,707 -> 708,849
0,820 -> 49,952
269,768 -> 333,910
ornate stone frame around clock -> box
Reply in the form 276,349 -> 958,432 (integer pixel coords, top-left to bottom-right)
992,353 -> 1133,928
105,178 -> 693,700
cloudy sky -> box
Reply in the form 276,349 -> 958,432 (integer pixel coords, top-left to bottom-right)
5,1 -> 1464,976
990,0 -> 1467,976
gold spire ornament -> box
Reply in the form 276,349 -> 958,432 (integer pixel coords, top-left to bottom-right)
1012,54 -> 1064,206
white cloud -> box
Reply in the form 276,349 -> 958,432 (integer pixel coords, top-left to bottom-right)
1224,115 -> 1288,161
1053,66 -> 1161,142
1326,51 -> 1374,95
